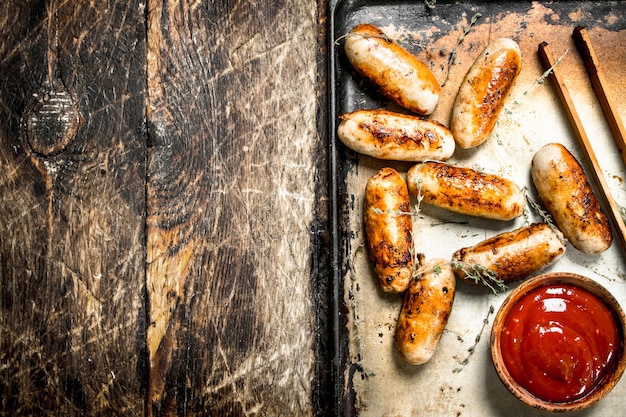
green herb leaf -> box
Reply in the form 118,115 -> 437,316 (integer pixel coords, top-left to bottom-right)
452,261 -> 507,295
453,305 -> 494,373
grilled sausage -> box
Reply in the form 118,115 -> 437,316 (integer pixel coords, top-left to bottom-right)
343,23 -> 440,115
451,38 -> 522,149
364,167 -> 417,293
395,258 -> 456,365
406,161 -> 525,221
337,109 -> 455,162
451,222 -> 566,285
531,143 -> 612,254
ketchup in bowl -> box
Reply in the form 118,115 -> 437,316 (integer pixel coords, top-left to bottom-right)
500,282 -> 620,403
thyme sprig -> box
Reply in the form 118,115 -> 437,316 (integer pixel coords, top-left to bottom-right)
525,193 -> 553,225
412,176 -> 425,217
533,48 -> 569,89
441,12 -> 482,86
409,260 -> 507,294
525,192 -> 566,244
369,178 -> 425,219
334,31 -> 393,47
508,48 -> 570,110
452,261 -> 507,295
370,207 -> 415,218
453,305 -> 495,373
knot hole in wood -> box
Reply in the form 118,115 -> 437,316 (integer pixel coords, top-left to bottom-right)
24,80 -> 81,157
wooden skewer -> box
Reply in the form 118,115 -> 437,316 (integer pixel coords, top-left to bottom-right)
537,41 -> 626,254
573,26 -> 626,168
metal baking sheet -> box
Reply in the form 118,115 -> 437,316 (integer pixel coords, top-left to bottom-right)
329,1 -> 626,416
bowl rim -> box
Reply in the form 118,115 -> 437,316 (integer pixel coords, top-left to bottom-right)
490,271 -> 626,412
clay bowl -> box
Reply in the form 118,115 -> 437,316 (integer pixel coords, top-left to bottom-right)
491,272 -> 626,412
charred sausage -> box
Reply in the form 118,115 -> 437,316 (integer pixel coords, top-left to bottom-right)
337,109 -> 455,162
395,258 -> 456,365
407,161 -> 525,221
364,167 -> 417,293
451,222 -> 566,284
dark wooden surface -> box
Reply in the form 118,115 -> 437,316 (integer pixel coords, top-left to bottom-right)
0,0 -> 331,415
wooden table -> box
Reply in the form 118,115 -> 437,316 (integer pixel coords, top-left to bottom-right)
0,1 -> 331,415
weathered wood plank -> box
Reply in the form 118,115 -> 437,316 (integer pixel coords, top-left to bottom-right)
311,1 -> 333,415
0,1 -> 147,415
145,0 -> 325,415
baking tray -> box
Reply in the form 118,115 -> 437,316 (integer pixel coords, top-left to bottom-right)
328,1 -> 626,415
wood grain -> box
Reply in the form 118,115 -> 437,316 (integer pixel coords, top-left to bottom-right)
145,0 -> 326,415
538,42 -> 626,257
0,0 -> 147,415
573,26 -> 626,169
0,0 -> 330,415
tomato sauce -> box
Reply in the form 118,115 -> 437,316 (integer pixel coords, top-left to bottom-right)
500,283 -> 621,403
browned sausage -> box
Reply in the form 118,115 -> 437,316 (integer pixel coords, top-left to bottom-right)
407,161 -> 525,221
451,222 -> 566,284
337,109 -> 455,161
531,143 -> 612,254
395,258 -> 456,365
451,38 -> 522,149
364,167 -> 416,293
343,23 -> 440,115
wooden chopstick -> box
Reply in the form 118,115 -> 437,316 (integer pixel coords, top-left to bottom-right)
573,26 -> 626,168
537,41 -> 626,254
